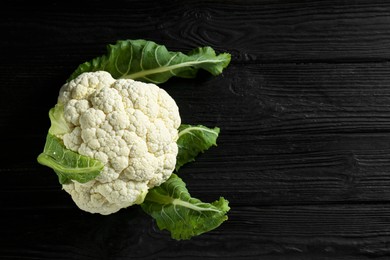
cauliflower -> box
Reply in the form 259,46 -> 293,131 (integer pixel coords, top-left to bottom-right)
36,39 -> 233,240
53,71 -> 181,215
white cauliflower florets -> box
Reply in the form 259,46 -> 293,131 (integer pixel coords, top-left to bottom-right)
58,71 -> 181,215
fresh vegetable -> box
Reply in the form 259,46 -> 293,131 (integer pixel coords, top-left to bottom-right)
39,70 -> 181,215
37,39 -> 231,240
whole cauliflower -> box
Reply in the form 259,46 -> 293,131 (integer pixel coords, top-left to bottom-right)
54,71 -> 180,215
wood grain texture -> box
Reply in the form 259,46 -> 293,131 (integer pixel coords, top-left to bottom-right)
2,205 -> 390,259
2,0 -> 390,259
3,0 -> 390,64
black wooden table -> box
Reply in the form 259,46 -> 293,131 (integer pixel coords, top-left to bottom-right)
3,1 -> 390,259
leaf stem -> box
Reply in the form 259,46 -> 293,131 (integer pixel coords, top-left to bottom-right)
178,126 -> 218,139
122,59 -> 224,80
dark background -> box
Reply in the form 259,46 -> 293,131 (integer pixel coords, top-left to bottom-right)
2,0 -> 390,259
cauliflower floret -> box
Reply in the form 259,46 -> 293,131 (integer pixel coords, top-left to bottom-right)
62,180 -> 148,215
63,99 -> 90,125
59,71 -> 181,215
58,71 -> 116,104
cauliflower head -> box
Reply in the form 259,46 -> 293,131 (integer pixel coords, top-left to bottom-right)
55,71 -> 181,215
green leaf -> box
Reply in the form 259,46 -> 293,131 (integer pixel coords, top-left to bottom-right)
67,39 -> 231,84
48,103 -> 71,136
176,124 -> 220,171
141,173 -> 230,240
37,133 -> 104,184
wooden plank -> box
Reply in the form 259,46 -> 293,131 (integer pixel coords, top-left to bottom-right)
170,62 -> 390,204
156,0 -> 390,62
2,1 -> 390,259
2,205 -> 390,259
171,62 -> 390,133
3,1 -> 390,63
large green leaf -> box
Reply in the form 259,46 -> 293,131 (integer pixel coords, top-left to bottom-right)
37,133 -> 104,184
68,39 -> 231,84
176,124 -> 220,171
141,174 -> 230,240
